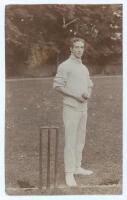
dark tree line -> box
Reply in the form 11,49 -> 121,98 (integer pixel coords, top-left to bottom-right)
5,4 -> 122,78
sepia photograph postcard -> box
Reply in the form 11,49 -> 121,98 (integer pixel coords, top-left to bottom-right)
0,0 -> 127,199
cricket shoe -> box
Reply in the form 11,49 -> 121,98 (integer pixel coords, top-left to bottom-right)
74,167 -> 93,175
65,173 -> 77,187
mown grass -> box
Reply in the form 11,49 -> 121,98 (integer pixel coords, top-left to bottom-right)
5,76 -> 122,194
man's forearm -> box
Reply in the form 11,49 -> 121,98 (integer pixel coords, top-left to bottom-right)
55,86 -> 87,103
55,86 -> 77,100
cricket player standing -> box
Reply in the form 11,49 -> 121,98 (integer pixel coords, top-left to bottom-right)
53,37 -> 94,187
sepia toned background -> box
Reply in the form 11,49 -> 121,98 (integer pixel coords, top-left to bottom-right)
5,4 -> 122,78
5,4 -> 122,195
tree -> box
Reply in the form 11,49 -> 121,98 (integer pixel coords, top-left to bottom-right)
5,4 -> 122,77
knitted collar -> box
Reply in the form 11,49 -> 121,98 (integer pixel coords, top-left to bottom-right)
69,54 -> 82,64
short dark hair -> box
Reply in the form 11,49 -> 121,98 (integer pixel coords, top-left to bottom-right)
70,37 -> 85,48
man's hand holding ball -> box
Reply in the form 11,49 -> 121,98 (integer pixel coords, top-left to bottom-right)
82,93 -> 89,100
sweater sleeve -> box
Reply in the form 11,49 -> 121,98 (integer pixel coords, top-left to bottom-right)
88,78 -> 94,88
53,63 -> 68,89
87,70 -> 94,88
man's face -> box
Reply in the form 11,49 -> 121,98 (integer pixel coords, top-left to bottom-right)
70,41 -> 84,59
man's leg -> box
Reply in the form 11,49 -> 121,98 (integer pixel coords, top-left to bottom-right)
63,105 -> 81,186
63,105 -> 81,173
75,110 -> 87,170
75,108 -> 93,175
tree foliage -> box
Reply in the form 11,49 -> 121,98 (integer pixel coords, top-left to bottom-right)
5,4 -> 122,77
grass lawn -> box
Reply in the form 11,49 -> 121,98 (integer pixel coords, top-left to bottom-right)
5,76 -> 122,195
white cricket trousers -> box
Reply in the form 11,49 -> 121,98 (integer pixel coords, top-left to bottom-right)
63,104 -> 87,173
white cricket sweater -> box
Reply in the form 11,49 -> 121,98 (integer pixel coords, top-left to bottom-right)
53,55 -> 93,111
